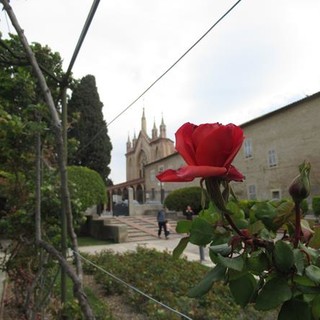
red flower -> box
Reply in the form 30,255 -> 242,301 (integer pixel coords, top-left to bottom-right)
157,122 -> 244,182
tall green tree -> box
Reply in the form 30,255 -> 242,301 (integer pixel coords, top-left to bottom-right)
68,75 -> 112,182
0,33 -> 64,205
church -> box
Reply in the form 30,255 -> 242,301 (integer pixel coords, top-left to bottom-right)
107,92 -> 320,210
107,108 -> 199,207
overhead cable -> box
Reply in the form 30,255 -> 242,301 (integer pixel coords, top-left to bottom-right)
73,250 -> 193,320
106,0 -> 243,127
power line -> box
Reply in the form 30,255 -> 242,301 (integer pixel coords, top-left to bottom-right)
79,0 -> 243,153
106,0 -> 243,127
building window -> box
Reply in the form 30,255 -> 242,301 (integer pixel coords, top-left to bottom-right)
268,149 -> 278,167
248,184 -> 257,200
150,169 -> 155,182
244,138 -> 253,158
151,188 -> 155,200
271,189 -> 281,200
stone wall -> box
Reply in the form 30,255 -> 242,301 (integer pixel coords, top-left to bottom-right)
79,216 -> 128,243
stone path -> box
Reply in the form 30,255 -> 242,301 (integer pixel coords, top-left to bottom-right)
107,215 -> 181,242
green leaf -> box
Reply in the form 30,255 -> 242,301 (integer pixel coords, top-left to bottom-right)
189,217 -> 213,246
294,275 -> 320,294
309,226 -> 320,249
188,264 -> 226,298
276,200 -> 295,215
175,220 -> 192,234
252,201 -> 278,231
293,249 -> 305,275
273,241 -> 294,273
229,273 -> 257,307
278,299 -> 311,320
209,243 -> 232,256
253,201 -> 277,220
172,237 -> 189,259
305,265 -> 320,285
234,218 -> 249,229
293,275 -> 316,287
255,277 -> 292,311
272,201 -> 295,229
226,201 -> 245,219
248,220 -> 265,235
217,254 -> 244,271
312,294 -> 320,319
299,244 -> 320,262
247,251 -> 270,275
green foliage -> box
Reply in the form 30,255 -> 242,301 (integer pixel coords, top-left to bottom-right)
164,186 -> 208,213
68,75 -> 112,182
56,274 -> 113,320
83,247 -> 275,320
173,191 -> 320,319
312,196 -> 320,217
67,166 -> 107,213
301,199 -> 309,215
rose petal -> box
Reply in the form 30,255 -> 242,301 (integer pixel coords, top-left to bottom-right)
195,124 -> 244,167
156,169 -> 194,182
175,122 -> 198,165
225,165 -> 245,182
177,165 -> 227,179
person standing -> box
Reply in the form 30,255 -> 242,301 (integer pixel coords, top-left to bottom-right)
184,205 -> 194,221
157,207 -> 169,239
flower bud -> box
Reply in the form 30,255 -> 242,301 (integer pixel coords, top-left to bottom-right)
289,161 -> 311,203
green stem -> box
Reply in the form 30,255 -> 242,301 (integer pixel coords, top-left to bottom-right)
205,178 -> 244,237
294,201 -> 301,248
222,210 -> 244,237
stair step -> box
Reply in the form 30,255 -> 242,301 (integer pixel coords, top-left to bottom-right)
101,216 -> 181,242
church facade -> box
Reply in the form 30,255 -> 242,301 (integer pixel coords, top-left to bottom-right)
107,92 -> 320,209
107,108 -> 199,206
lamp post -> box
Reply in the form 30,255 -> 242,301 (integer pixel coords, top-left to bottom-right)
157,181 -> 164,204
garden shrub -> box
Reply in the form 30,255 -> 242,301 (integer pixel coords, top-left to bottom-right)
67,166 -> 107,213
82,247 -> 276,320
164,186 -> 209,214
312,196 -> 320,217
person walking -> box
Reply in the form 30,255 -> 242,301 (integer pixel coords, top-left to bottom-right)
157,207 -> 169,239
184,205 -> 194,221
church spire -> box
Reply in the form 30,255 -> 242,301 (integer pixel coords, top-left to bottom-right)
159,113 -> 166,138
152,118 -> 158,139
141,108 -> 147,133
132,130 -> 137,148
126,133 -> 131,151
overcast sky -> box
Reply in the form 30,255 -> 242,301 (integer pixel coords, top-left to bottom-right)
1,0 -> 320,184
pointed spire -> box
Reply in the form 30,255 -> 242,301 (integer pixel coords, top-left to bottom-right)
132,130 -> 137,148
141,107 -> 147,133
152,117 -> 158,139
159,113 -> 166,138
126,133 -> 131,151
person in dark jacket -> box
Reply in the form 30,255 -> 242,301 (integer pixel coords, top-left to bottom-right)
184,205 -> 194,221
157,207 -> 169,239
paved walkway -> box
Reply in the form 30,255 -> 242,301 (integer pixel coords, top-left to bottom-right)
81,215 -> 214,266
79,236 -> 214,267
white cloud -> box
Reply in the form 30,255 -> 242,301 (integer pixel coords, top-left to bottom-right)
1,0 -> 320,184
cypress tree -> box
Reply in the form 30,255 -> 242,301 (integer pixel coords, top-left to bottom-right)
68,75 -> 112,183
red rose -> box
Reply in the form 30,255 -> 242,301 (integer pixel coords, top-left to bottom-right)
157,122 -> 244,182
